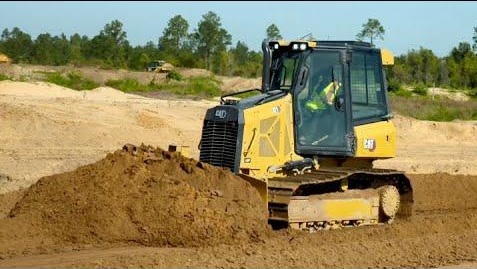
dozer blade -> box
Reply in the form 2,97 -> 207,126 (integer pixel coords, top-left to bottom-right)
267,168 -> 413,231
239,174 -> 268,207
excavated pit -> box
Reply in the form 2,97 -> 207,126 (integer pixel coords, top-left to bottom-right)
0,144 -> 269,256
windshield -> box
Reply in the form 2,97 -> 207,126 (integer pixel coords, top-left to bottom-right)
269,51 -> 303,91
295,50 -> 347,150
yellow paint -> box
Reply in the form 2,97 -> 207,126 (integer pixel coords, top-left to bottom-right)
288,197 -> 379,223
322,199 -> 375,220
240,93 -> 302,179
381,49 -> 394,65
0,53 -> 11,64
354,120 -> 396,158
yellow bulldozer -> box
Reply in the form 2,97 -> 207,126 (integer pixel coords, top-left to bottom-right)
198,39 -> 413,231
0,53 -> 11,64
146,60 -> 174,73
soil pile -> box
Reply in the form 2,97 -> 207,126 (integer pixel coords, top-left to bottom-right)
0,144 -> 268,256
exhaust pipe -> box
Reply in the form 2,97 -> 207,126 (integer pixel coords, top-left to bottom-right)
261,40 -> 271,93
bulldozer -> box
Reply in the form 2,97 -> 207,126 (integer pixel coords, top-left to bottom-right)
146,60 -> 174,73
198,39 -> 413,232
0,53 -> 11,64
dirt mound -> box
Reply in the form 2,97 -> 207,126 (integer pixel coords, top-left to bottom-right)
219,76 -> 261,93
3,173 -> 477,268
0,144 -> 268,257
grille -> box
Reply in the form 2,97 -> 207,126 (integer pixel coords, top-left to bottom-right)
199,120 -> 239,171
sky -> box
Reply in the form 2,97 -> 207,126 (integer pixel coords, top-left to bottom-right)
0,1 -> 476,57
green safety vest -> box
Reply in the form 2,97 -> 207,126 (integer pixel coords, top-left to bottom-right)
305,82 -> 341,112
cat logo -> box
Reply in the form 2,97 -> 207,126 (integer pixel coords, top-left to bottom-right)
214,109 -> 227,119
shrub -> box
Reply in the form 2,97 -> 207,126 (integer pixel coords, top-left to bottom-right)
106,76 -> 222,98
105,78 -> 152,92
390,95 -> 477,121
187,76 -> 221,97
387,79 -> 402,92
46,71 -> 98,91
413,84 -> 428,96
0,73 -> 10,81
390,88 -> 413,98
166,70 -> 183,81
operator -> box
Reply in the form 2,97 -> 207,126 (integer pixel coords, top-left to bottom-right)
298,71 -> 342,146
304,76 -> 341,113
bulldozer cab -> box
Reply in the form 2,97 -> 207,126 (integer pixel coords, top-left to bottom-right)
264,40 -> 392,158
146,60 -> 165,71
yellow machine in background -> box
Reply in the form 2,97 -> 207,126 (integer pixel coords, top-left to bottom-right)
0,53 -> 11,64
199,40 -> 413,231
146,60 -> 174,73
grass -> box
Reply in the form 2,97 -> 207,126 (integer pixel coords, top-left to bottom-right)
412,84 -> 428,96
46,71 -> 98,91
155,76 -> 222,98
0,73 -> 10,81
166,70 -> 183,81
389,94 -> 477,121
105,78 -> 152,92
105,75 -> 222,98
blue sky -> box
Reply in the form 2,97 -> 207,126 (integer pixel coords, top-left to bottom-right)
0,1 -> 476,57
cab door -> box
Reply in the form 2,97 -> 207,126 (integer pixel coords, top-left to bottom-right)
293,50 -> 354,156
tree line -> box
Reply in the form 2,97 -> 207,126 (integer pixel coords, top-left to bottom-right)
0,12 -> 282,78
1,15 -> 476,93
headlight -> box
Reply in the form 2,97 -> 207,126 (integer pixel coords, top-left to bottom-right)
292,43 -> 298,50
300,43 -> 307,50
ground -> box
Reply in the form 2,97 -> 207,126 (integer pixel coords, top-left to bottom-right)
0,74 -> 476,268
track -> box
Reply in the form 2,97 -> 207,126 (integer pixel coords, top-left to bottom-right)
268,168 -> 413,229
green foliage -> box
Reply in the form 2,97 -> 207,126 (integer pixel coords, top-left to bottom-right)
266,24 -> 282,40
156,76 -> 222,98
0,73 -> 11,81
387,78 -> 403,92
166,70 -> 183,81
31,33 -> 71,65
413,83 -> 428,96
159,15 -> 189,52
390,95 -> 477,121
192,11 -> 232,71
0,27 -> 33,63
105,75 -> 221,98
387,40 -> 477,97
184,76 -> 221,97
473,26 -> 477,52
46,71 -> 98,91
88,20 -> 129,68
390,88 -> 413,98
105,78 -> 152,92
356,18 -> 385,46
1,14 -> 476,101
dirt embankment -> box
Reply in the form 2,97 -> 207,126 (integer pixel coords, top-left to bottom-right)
0,144 -> 268,258
1,173 -> 477,268
0,64 -> 260,93
1,80 -> 476,196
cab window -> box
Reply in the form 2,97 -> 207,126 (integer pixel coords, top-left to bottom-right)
350,51 -> 388,122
